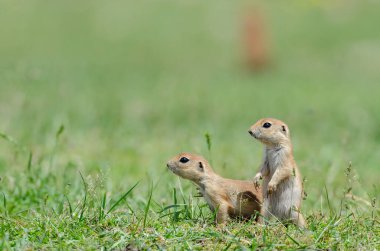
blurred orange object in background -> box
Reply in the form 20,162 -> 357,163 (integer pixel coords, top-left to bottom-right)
242,9 -> 271,72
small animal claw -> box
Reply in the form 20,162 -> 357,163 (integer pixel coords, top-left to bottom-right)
254,181 -> 260,189
267,183 -> 277,195
253,178 -> 260,188
252,173 -> 262,188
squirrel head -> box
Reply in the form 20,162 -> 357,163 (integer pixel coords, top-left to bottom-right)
248,118 -> 291,147
167,153 -> 213,182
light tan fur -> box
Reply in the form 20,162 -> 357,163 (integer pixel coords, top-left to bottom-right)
248,118 -> 307,228
167,153 -> 262,224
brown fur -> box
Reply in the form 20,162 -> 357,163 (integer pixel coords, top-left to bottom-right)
248,118 -> 307,228
243,10 -> 270,71
167,153 -> 262,224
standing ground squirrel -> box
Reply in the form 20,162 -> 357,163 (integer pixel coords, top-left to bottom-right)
248,118 -> 307,228
242,10 -> 270,71
167,153 -> 262,224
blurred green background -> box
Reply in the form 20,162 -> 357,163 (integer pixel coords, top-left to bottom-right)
1,0 -> 379,212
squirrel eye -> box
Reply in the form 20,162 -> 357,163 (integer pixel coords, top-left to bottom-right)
179,157 -> 189,163
263,122 -> 272,128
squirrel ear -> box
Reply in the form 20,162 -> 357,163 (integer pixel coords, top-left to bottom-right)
281,125 -> 289,136
198,162 -> 204,171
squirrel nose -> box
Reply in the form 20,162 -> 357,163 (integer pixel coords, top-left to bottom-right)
166,163 -> 170,168
248,130 -> 254,136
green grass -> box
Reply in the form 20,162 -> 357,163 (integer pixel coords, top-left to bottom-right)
0,0 -> 379,249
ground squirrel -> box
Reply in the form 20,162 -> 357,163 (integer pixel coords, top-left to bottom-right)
242,10 -> 270,71
248,118 -> 307,227
167,153 -> 262,224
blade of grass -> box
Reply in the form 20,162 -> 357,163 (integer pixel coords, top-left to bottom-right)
159,204 -> 184,213
173,188 -> 178,221
99,192 -> 107,221
315,215 -> 338,243
324,184 -> 334,215
56,125 -> 65,139
64,195 -> 73,218
204,132 -> 213,164
50,125 -> 65,169
79,171 -> 87,222
143,184 -> 153,229
106,181 -> 139,215
179,185 -> 191,219
2,192 -> 7,217
125,202 -> 135,217
223,241 -> 233,251
27,152 -> 32,172
0,132 -> 18,146
204,132 -> 212,151
285,232 -> 300,247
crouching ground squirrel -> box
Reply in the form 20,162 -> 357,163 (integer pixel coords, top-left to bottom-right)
167,153 -> 262,224
248,118 -> 307,228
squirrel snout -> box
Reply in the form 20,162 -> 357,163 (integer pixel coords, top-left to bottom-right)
249,129 -> 258,138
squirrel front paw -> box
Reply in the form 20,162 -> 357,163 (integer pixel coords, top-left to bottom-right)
267,182 -> 277,195
253,173 -> 262,188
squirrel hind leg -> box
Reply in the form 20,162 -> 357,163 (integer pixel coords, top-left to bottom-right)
290,212 -> 307,228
